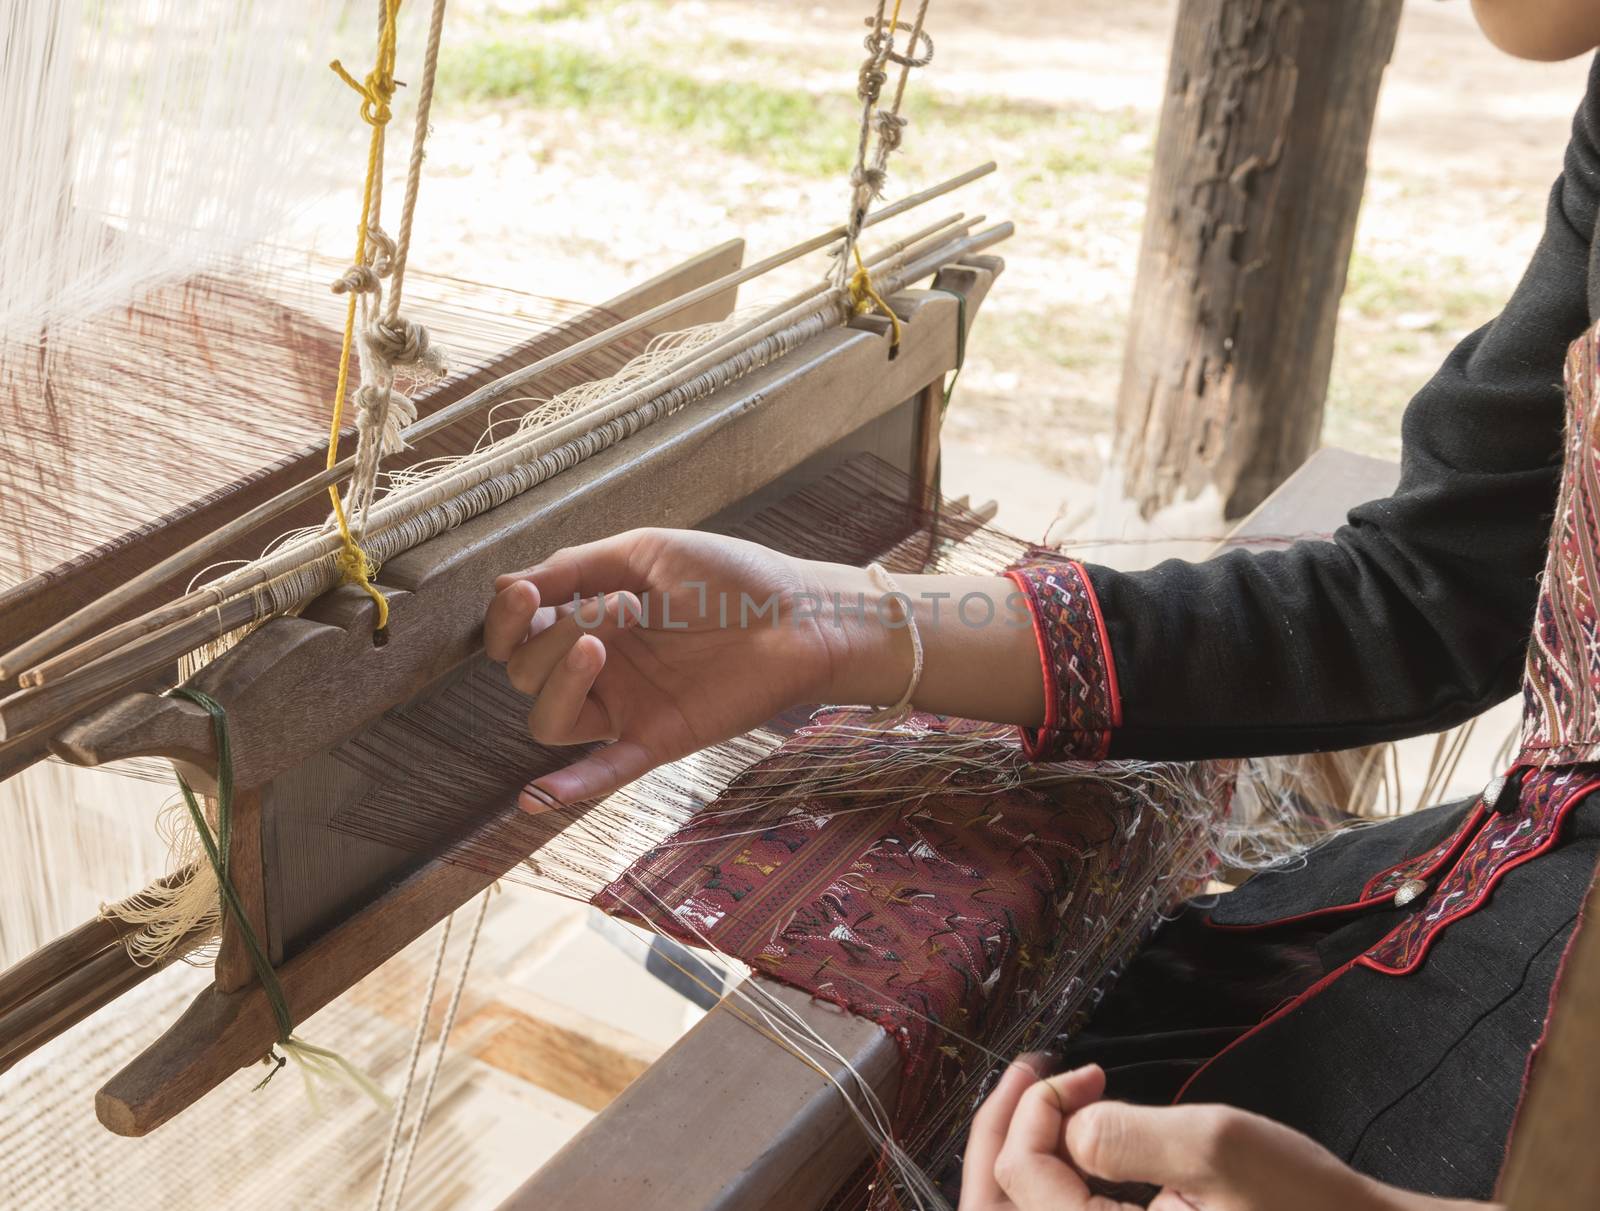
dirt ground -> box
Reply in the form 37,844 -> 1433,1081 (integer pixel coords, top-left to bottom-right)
373,0 -> 1594,540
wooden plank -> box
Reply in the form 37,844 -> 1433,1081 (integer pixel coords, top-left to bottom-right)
499,978 -> 900,1211
1500,868 -> 1600,1211
122,281 -> 989,795
213,788 -> 267,993
462,986 -> 661,1114
93,266 -> 1000,1135
1222,446 -> 1401,551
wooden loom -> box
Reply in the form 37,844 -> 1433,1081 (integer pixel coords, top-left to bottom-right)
0,195 -> 1007,1168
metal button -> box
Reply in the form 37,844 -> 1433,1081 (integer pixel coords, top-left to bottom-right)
1393,878 -> 1429,908
1484,769 -> 1525,815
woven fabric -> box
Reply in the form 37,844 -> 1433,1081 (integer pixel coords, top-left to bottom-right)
1004,553 -> 1120,760
1521,320 -> 1600,763
1362,768 -> 1600,974
592,711 -> 1233,1203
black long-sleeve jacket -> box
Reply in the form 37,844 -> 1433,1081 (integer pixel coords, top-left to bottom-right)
1014,56 -> 1600,764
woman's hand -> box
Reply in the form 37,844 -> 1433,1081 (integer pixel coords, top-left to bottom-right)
486,528 -> 898,805
959,1062 -> 1498,1211
487,528 -> 1047,805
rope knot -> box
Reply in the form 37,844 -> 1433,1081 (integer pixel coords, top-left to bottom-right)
850,164 -> 889,200
353,383 -> 419,456
329,58 -> 396,127
334,540 -> 378,588
331,265 -> 381,296
846,246 -> 903,354
368,317 -> 446,376
333,539 -> 391,643
874,111 -> 908,152
857,64 -> 887,103
365,225 -> 397,276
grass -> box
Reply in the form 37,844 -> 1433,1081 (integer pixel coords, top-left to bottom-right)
440,40 -> 862,176
1342,251 -> 1502,334
439,38 -> 1152,184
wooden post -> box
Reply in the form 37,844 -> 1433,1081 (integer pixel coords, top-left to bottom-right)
1111,0 -> 1401,523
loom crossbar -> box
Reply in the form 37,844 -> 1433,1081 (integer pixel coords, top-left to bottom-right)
0,239 -> 749,782
57,258 -> 1002,1136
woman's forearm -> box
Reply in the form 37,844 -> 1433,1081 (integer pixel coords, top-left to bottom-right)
809,564 -> 1048,727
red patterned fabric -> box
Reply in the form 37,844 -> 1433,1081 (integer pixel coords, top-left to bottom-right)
1362,769 -> 1600,974
1360,805 -> 1487,902
1521,322 -> 1600,763
1005,553 -> 1120,761
592,712 -> 1233,1201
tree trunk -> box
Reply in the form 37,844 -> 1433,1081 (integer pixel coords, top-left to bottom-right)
1111,0 -> 1401,522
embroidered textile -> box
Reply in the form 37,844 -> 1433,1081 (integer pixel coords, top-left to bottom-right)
1360,805 -> 1487,902
1005,553 -> 1121,761
1363,769 -> 1600,973
1522,321 -> 1600,763
592,711 -> 1233,1205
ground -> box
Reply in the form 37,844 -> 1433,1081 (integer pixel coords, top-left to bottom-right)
394,0 -> 1591,540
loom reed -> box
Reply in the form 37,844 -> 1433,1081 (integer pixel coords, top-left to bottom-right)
0,161 -> 995,690
0,219 -> 1012,751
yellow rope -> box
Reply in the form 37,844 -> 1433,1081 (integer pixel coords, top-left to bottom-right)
324,0 -> 403,640
848,243 -> 902,351
844,0 -> 907,354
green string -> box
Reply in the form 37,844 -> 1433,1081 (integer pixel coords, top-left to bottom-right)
928,283 -> 968,413
169,688 -> 295,1082
169,688 -> 394,1105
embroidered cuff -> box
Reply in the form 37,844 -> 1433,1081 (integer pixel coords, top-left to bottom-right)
1004,554 -> 1121,761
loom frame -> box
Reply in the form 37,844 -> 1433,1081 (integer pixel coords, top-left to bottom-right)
36,256 -> 1002,1138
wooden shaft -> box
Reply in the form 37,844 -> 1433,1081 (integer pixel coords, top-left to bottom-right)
0,224 -> 1012,752
0,929 -> 208,1077
14,213 -> 975,699
0,861 -> 201,1019
0,917 -> 121,1020
0,162 -> 994,685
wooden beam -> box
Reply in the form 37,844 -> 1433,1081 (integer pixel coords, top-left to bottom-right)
213,788 -> 267,993
91,268 -> 999,1135
500,979 -> 899,1211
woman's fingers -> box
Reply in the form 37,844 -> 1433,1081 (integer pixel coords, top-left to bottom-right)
993,1065 -> 1106,1209
1066,1103 -> 1240,1194
484,579 -> 543,662
504,592 -> 638,696
960,1056 -> 1052,1210
523,739 -> 655,806
526,635 -> 615,745
494,531 -> 655,603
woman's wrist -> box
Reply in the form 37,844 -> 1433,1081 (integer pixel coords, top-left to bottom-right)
802,564 -> 1048,726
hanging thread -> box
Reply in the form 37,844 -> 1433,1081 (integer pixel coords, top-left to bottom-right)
169,688 -> 387,1106
836,0 -> 934,353
324,0 -> 452,644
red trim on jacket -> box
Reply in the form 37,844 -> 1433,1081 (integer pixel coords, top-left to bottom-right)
1173,953 -> 1366,1105
1359,776 -> 1600,975
1203,804 -> 1487,934
1004,557 -> 1120,761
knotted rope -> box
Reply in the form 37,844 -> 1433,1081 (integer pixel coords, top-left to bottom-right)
835,0 -> 934,353
325,0 -> 451,643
